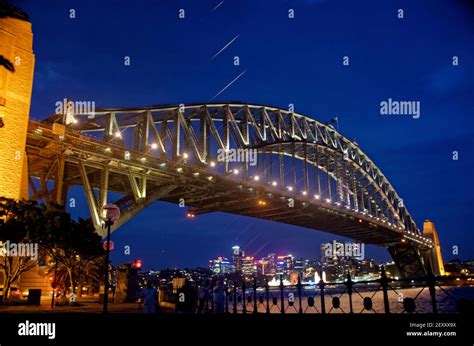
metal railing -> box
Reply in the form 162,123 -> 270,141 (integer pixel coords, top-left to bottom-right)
164,269 -> 474,314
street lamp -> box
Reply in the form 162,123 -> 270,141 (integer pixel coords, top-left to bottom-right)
100,204 -> 120,314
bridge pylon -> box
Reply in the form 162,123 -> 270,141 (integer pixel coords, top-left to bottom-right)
422,220 -> 445,276
0,15 -> 35,200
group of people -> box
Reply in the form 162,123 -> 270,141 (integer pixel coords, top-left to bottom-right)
139,279 -> 227,314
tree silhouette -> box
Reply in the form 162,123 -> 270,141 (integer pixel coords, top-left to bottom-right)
0,1 -> 30,22
0,55 -> 14,72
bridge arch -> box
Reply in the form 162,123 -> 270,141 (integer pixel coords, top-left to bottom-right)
27,103 -> 437,277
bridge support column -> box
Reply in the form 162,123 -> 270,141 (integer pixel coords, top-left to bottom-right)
422,220 -> 445,276
0,16 -> 35,200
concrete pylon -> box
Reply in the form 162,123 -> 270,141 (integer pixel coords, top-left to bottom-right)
423,220 -> 445,276
0,15 -> 35,200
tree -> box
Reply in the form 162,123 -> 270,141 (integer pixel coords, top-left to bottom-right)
0,198 -> 104,300
0,198 -> 43,300
40,206 -> 103,296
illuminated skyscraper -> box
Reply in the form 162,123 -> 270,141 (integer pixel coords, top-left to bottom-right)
232,245 -> 244,272
209,256 -> 234,274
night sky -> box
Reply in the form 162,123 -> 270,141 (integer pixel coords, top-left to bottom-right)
18,0 -> 474,269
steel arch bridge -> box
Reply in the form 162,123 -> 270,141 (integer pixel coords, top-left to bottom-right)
26,103 -> 444,278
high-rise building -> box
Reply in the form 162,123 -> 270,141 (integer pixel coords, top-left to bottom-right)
276,255 -> 294,276
265,253 -> 276,276
209,256 -> 234,274
241,256 -> 256,277
232,245 -> 244,272
293,257 -> 304,274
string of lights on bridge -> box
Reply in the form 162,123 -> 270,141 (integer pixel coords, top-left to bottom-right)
36,110 -> 433,248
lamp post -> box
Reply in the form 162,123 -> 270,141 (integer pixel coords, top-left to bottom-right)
103,219 -> 112,313
50,260 -> 57,308
100,204 -> 120,314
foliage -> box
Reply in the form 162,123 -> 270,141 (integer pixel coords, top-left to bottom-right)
0,1 -> 30,21
0,198 -> 103,299
0,198 -> 43,300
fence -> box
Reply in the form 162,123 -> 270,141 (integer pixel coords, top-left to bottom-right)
162,269 -> 474,314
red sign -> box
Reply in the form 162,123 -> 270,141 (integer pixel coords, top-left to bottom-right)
100,204 -> 121,224
103,240 -> 114,251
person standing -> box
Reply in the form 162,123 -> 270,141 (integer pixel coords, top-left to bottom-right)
142,280 -> 158,313
197,281 -> 211,313
213,280 -> 226,313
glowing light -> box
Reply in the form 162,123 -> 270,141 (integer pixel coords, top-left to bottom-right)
114,131 -> 122,138
287,186 -> 293,191
253,175 -> 260,181
187,212 -> 196,218
210,161 -> 216,167
258,200 -> 267,206
325,198 -> 331,203
140,157 -> 147,162
233,169 -> 239,175
302,191 -> 307,196
272,181 -> 278,187
183,153 -> 189,159
314,194 -> 320,200
151,143 -> 158,149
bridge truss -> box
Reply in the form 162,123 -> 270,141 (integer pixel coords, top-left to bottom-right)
26,103 -> 434,277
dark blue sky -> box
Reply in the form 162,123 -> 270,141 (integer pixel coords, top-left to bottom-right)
19,0 -> 474,269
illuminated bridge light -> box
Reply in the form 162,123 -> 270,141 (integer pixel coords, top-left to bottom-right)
114,131 -> 122,138
182,152 -> 189,159
335,202 -> 340,206
209,161 -> 216,167
325,198 -> 331,203
233,169 -> 239,175
186,212 -> 196,218
140,157 -> 147,162
151,143 -> 158,149
176,167 -> 183,173
314,194 -> 320,200
271,181 -> 278,187
257,200 -> 267,206
193,172 -> 199,176
104,147 -> 111,153
302,191 -> 307,196
253,175 -> 260,181
287,186 -> 293,191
